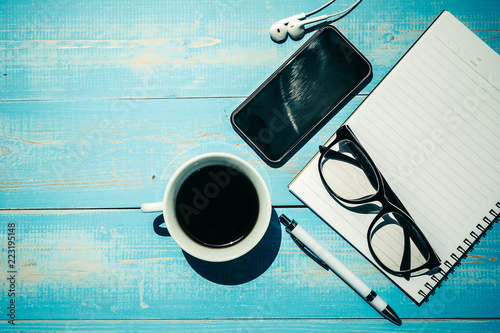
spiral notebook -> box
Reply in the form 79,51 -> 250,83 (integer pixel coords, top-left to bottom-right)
289,11 -> 500,305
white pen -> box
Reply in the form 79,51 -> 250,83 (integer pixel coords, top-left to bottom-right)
279,214 -> 402,326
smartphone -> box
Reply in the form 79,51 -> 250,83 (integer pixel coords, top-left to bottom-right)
231,25 -> 372,165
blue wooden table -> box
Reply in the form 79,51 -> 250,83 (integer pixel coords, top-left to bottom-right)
1,0 -> 499,331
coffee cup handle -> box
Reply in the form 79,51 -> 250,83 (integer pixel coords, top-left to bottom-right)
141,202 -> 163,213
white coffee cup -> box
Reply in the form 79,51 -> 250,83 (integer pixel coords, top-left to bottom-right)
141,152 -> 272,262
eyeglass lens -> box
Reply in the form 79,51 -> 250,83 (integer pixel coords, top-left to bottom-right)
370,212 -> 433,274
321,139 -> 435,276
320,139 -> 378,201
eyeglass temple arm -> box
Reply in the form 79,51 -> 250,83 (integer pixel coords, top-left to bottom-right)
399,219 -> 413,275
394,209 -> 431,257
320,145 -> 363,167
319,145 -> 378,182
396,213 -> 442,280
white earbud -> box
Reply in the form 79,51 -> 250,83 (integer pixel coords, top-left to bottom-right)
269,0 -> 362,42
269,22 -> 288,42
269,13 -> 306,42
287,15 -> 328,40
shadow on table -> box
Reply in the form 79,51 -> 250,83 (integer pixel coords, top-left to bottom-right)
152,209 -> 282,285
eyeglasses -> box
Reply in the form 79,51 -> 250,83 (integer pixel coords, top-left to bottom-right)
318,125 -> 441,280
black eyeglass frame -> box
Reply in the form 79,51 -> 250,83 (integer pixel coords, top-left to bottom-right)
318,125 -> 441,279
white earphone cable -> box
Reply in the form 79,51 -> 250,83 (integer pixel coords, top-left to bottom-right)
324,0 -> 362,19
305,0 -> 337,17
269,0 -> 363,42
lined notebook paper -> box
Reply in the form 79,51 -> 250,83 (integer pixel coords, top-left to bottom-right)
289,11 -> 500,305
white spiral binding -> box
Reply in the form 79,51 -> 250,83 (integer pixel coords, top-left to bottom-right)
418,201 -> 500,302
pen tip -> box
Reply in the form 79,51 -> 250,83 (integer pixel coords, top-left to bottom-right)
382,305 -> 402,326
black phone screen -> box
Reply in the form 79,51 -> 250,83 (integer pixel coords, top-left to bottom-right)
231,26 -> 372,164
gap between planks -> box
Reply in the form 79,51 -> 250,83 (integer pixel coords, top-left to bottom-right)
0,205 -> 307,213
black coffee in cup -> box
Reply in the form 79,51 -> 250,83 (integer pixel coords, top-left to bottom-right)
175,164 -> 259,247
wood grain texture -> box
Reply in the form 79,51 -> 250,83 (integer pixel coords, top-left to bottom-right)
1,0 -> 500,330
0,97 -> 362,208
1,319 -> 500,332
0,208 -> 499,321
0,1 -> 498,101
1,0 -> 499,208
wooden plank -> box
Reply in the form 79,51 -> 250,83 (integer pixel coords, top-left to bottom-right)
0,97 -> 362,209
1,207 -> 499,320
1,1 -> 499,330
2,319 -> 500,332
0,0 -> 498,101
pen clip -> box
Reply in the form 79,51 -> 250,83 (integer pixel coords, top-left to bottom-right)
290,234 -> 330,271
